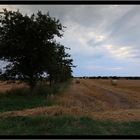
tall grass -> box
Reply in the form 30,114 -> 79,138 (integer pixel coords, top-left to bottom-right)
0,80 -> 71,112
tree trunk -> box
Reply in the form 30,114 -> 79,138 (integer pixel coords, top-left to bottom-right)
29,77 -> 36,91
49,74 -> 52,87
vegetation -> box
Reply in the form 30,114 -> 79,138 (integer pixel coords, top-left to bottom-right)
77,76 -> 140,80
0,9 -> 74,89
0,81 -> 70,112
0,115 -> 139,135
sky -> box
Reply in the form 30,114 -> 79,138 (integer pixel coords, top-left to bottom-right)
0,5 -> 140,77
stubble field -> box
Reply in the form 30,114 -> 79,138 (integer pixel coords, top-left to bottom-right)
0,79 -> 140,121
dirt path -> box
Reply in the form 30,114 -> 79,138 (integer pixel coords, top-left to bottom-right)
81,79 -> 137,110
59,79 -> 137,111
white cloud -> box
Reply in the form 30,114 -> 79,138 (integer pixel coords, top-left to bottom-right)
86,65 -> 123,71
58,20 -> 107,57
0,5 -> 17,11
104,44 -> 139,59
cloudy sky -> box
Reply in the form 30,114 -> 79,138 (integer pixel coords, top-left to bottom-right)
0,5 -> 140,77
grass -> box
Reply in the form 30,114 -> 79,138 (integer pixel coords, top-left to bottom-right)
0,94 -> 53,112
0,79 -> 139,135
0,80 -> 70,112
0,115 -> 139,135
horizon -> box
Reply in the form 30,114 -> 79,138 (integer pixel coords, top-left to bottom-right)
73,75 -> 140,78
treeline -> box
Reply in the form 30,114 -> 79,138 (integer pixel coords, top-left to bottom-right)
75,76 -> 140,80
0,9 -> 74,89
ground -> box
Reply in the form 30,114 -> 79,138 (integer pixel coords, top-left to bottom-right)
54,79 -> 140,121
0,79 -> 140,121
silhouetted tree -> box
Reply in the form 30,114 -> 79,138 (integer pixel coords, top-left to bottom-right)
0,9 -> 73,89
46,43 -> 74,86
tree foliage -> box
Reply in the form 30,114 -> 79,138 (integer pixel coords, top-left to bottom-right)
0,9 -> 74,89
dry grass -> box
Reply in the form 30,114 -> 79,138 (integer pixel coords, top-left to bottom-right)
91,109 -> 140,121
0,81 -> 28,93
0,106 -> 88,118
94,79 -> 140,94
0,79 -> 140,121
55,79 -> 140,121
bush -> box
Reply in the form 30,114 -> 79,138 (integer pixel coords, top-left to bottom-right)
4,87 -> 31,97
32,83 -> 51,96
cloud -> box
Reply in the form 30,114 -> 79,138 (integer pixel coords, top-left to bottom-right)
0,5 -> 17,11
86,65 -> 123,71
104,45 -> 137,59
55,5 -> 140,61
1,5 -> 140,76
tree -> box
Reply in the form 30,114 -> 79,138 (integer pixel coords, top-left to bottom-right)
45,42 -> 74,86
0,9 -> 73,89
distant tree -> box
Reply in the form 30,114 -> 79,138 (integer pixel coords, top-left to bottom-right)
0,9 -> 73,89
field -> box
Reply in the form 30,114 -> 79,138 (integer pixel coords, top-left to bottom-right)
0,79 -> 140,135
52,79 -> 140,121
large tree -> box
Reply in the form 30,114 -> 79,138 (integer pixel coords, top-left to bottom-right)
0,9 -> 73,89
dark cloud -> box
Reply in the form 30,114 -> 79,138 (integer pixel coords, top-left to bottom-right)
87,38 -> 104,47
105,6 -> 140,45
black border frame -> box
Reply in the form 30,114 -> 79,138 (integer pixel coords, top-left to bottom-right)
0,1 -> 139,4
0,0 -> 140,139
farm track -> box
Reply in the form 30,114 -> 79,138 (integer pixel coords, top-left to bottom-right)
0,79 -> 140,121
81,80 -> 136,110
58,79 -> 137,111
55,79 -> 140,121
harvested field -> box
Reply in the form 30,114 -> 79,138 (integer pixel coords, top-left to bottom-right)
0,81 -> 28,93
0,79 -> 140,121
55,79 -> 140,121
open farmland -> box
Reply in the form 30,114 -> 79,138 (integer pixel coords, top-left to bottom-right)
0,79 -> 140,121
55,79 -> 140,121
0,79 -> 140,135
